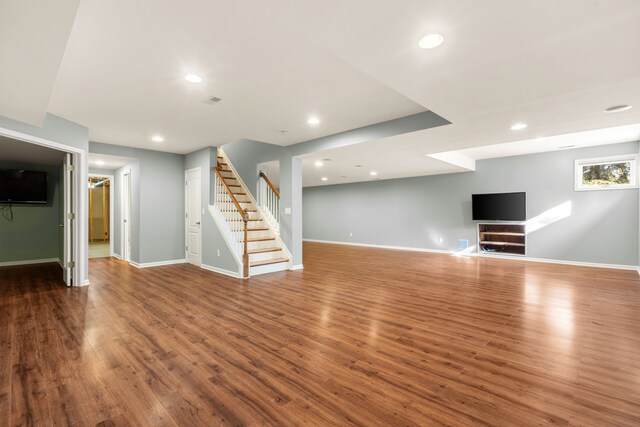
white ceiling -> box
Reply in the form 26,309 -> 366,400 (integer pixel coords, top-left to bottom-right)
1,0 -> 639,185
0,135 -> 66,165
47,0 -> 423,153
0,0 -> 80,126
457,123 -> 640,160
88,153 -> 136,171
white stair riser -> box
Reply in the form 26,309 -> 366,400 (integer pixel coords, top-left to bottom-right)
249,251 -> 284,263
246,230 -> 272,239
250,261 -> 289,276
247,240 -> 277,250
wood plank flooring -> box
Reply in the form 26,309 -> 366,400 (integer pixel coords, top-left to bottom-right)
1,241 -> 640,426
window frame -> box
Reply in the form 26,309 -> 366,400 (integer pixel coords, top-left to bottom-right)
574,154 -> 638,191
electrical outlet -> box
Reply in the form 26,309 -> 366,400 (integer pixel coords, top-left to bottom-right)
285,207 -> 292,215
217,249 -> 221,257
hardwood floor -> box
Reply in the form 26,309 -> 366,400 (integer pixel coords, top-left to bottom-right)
1,242 -> 640,426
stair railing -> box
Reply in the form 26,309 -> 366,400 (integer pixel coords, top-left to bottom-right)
213,166 -> 249,278
258,170 -> 280,233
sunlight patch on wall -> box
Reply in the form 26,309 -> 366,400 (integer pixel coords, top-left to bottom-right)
525,201 -> 572,234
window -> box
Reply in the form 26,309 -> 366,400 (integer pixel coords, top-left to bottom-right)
574,154 -> 638,191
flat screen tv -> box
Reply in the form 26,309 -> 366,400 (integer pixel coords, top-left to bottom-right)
0,170 -> 48,204
472,192 -> 526,221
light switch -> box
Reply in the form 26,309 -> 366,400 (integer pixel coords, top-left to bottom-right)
285,207 -> 292,215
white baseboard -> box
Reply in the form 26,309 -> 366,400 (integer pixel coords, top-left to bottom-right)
130,259 -> 186,269
476,252 -> 640,271
58,258 -> 63,267
201,263 -> 242,279
0,258 -> 59,267
78,279 -> 90,287
290,264 -> 304,271
112,253 -> 122,260
304,239 -> 640,272
303,239 -> 450,254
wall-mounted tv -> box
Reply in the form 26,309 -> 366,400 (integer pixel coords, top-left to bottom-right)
0,170 -> 48,204
472,192 -> 526,221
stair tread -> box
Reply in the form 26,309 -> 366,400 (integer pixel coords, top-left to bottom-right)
248,247 -> 282,254
247,236 -> 275,242
250,257 -> 289,267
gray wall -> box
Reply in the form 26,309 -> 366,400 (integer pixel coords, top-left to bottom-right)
303,141 -> 640,267
0,161 -> 62,263
89,142 -> 184,264
185,147 -> 238,272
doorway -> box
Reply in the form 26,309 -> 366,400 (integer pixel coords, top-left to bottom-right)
121,169 -> 131,262
185,167 -> 202,266
88,175 -> 113,258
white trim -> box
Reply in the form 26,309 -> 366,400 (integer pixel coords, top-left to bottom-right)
112,253 -> 122,260
89,173 -> 115,256
574,153 -> 638,191
0,126 -> 87,286
290,264 -> 304,271
0,258 -> 59,267
78,279 -> 90,287
130,259 -> 186,268
475,252 -> 639,271
303,238 -> 450,254
58,258 -> 63,267
201,263 -> 243,279
303,239 -> 640,272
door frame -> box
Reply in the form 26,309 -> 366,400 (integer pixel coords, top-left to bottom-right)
0,126 -> 88,286
120,168 -> 132,262
185,167 -> 202,266
89,173 -> 115,257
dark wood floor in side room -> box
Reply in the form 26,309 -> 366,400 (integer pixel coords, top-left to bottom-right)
2,242 -> 640,426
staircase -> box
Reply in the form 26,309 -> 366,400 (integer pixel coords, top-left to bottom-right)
210,150 -> 291,277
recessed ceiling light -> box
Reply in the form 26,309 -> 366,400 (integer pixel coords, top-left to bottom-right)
307,117 -> 320,125
418,34 -> 444,49
152,135 -> 164,143
510,123 -> 528,131
95,160 -> 105,166
604,105 -> 632,113
184,74 -> 203,83
321,177 -> 328,181
370,171 -> 378,176
314,161 -> 323,167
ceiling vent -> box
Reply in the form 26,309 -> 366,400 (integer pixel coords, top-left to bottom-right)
209,96 -> 222,104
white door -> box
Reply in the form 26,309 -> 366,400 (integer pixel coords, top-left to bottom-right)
121,170 -> 131,261
62,153 -> 74,286
185,168 -> 201,265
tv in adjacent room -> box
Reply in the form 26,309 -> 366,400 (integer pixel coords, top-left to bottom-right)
472,192 -> 526,221
0,170 -> 48,204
